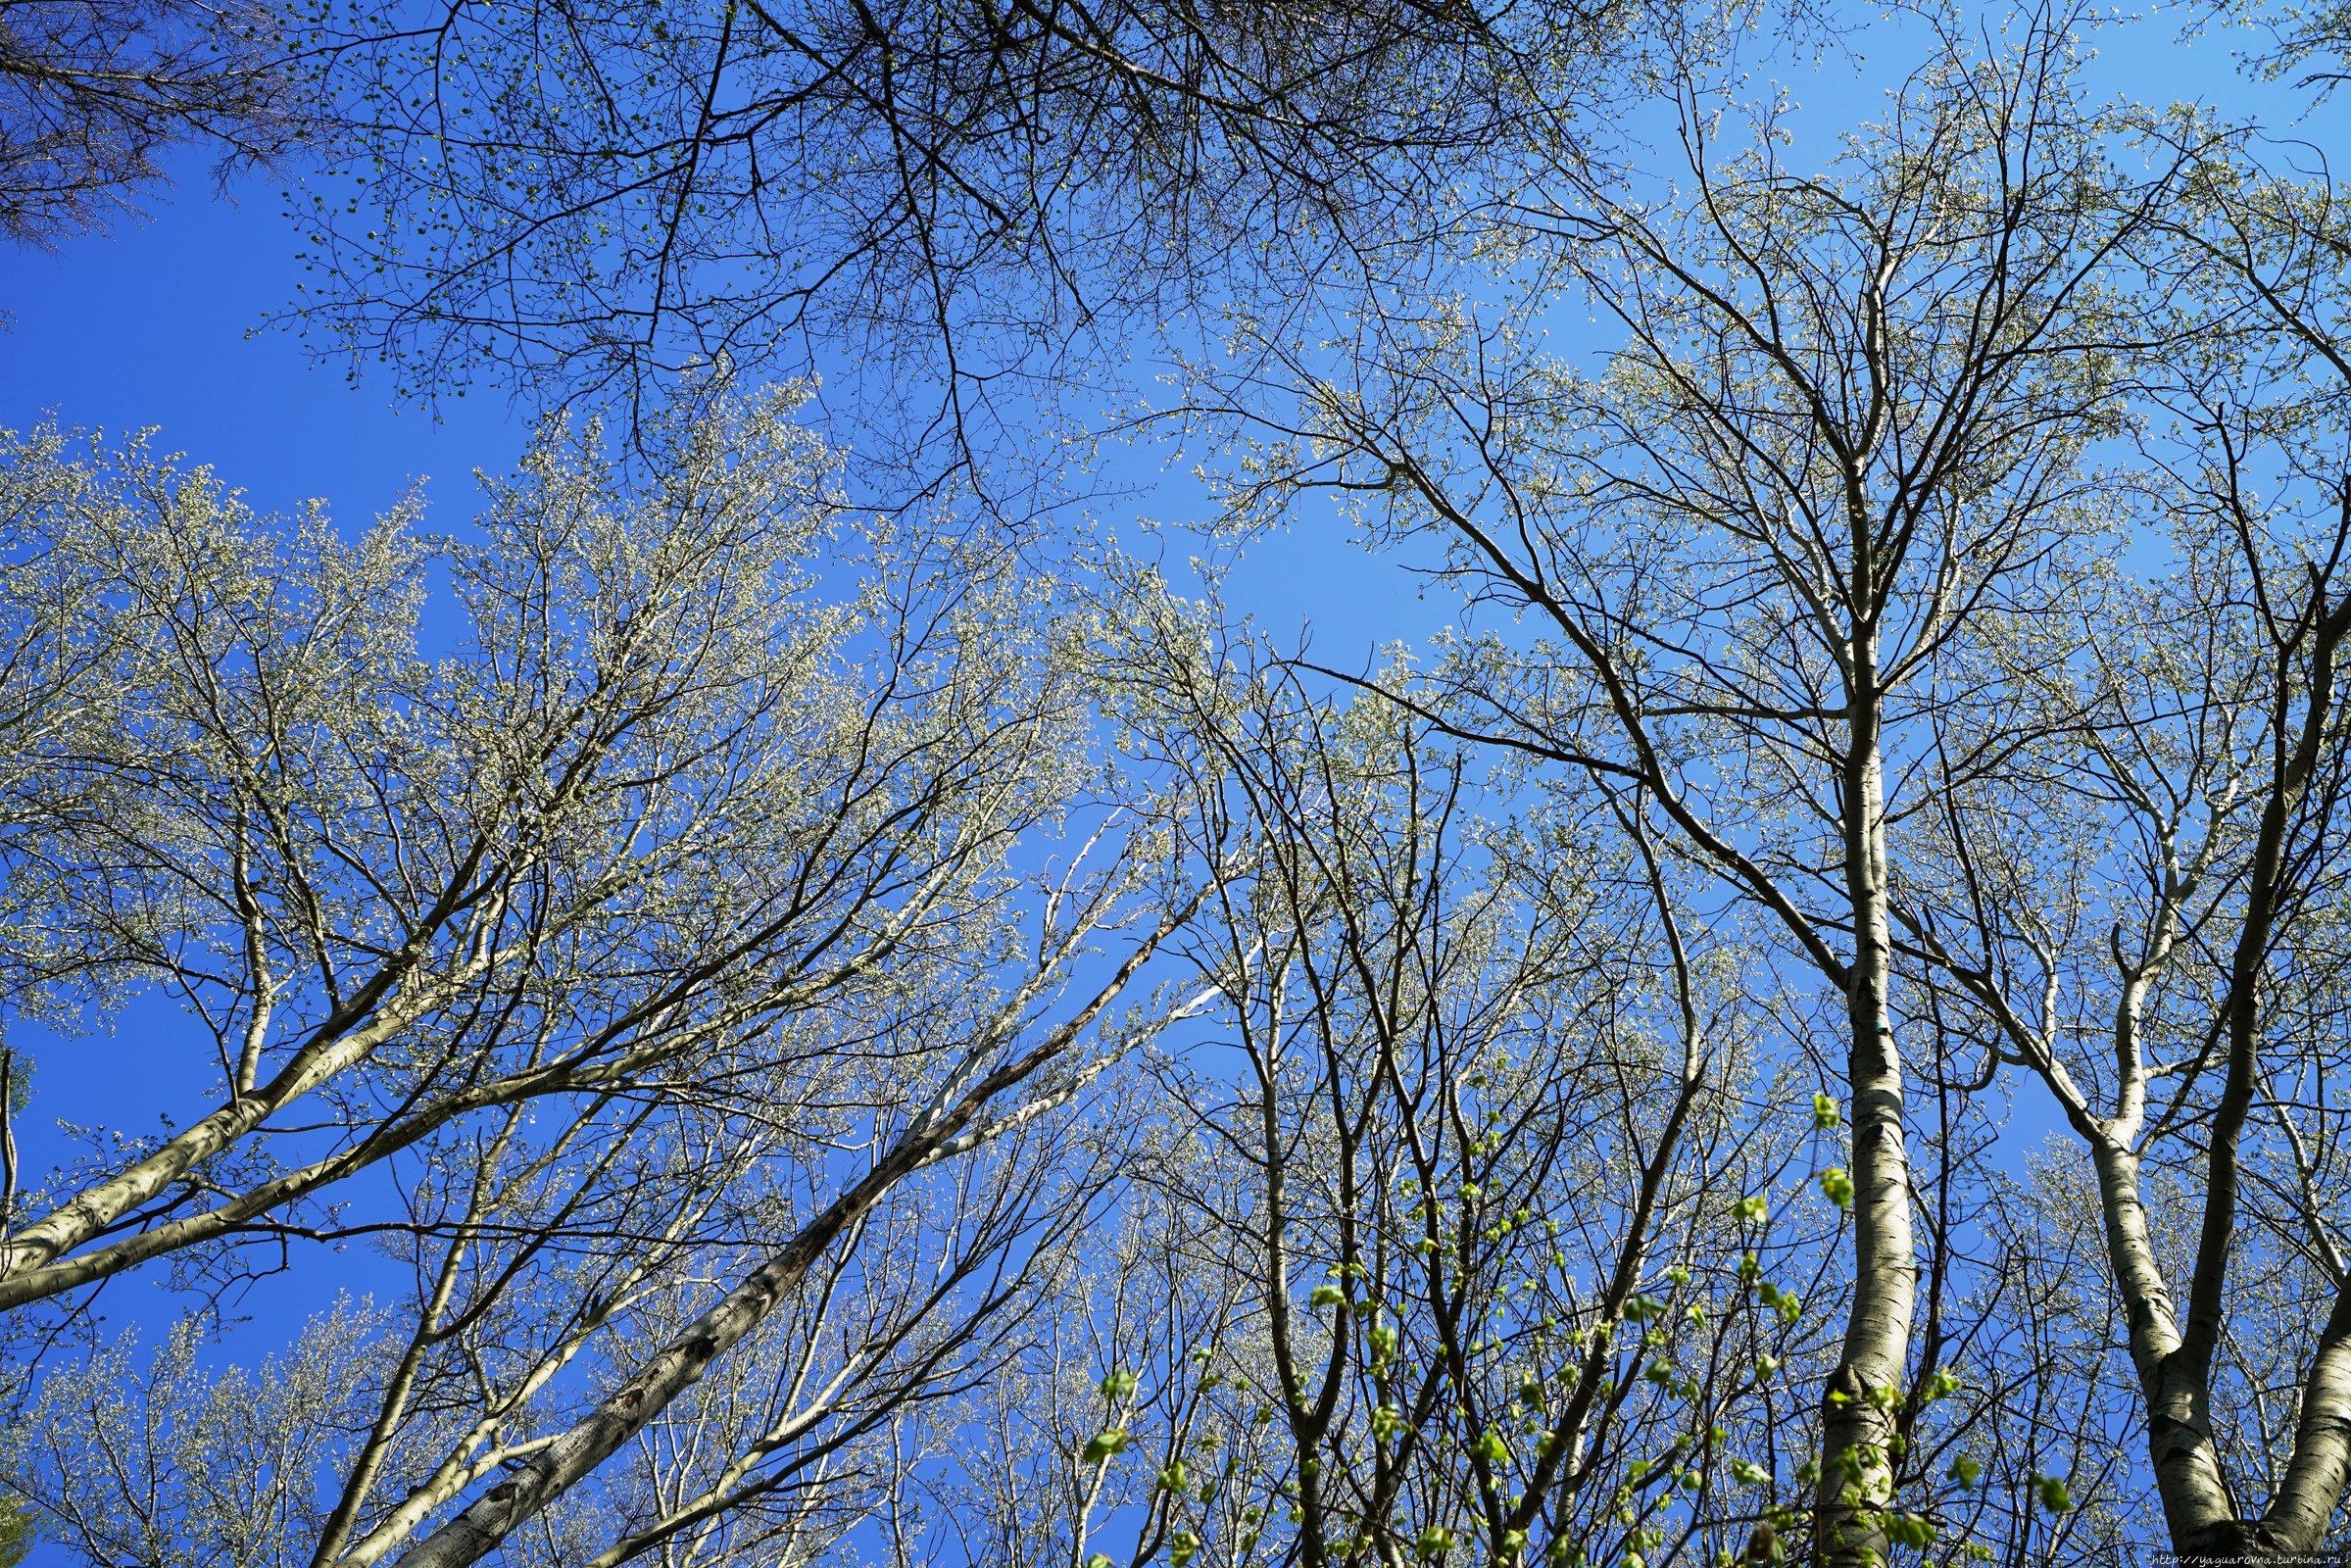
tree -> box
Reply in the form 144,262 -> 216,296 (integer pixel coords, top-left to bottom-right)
289,0 -> 1695,478
0,388 -> 1114,1308
0,390 -> 1216,1564
0,0 -> 307,245
897,597 -> 1852,1568
7,1062 -> 1179,1567
25,5 -> 2351,1565
1892,116 -> 2351,1556
1179,8 -> 2198,1559
7,1301 -> 389,1566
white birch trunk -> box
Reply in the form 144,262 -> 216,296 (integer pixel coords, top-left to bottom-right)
1815,664 -> 1915,1567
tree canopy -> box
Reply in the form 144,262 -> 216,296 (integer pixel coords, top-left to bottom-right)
8,2 -> 2351,1566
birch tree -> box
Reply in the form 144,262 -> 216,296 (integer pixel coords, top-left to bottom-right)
6,1045 -> 1175,1568
1895,121 -> 2351,1556
0,387 -> 1114,1311
899,589 -> 1893,1568
1180,11 -> 2190,1559
0,389 -> 1219,1563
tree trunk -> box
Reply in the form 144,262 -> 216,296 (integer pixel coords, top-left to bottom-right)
1816,666 -> 1916,1568
2083,1142 -> 2245,1549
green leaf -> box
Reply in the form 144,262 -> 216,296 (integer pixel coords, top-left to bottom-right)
1886,1513 -> 1935,1549
1081,1428 -> 1130,1465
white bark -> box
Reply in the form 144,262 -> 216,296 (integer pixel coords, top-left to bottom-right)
1812,638 -> 1915,1564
